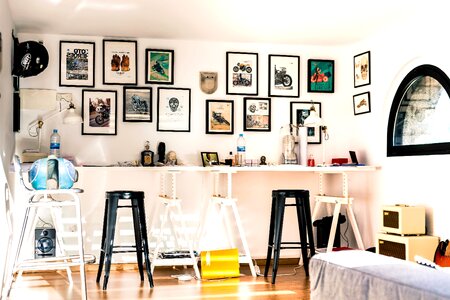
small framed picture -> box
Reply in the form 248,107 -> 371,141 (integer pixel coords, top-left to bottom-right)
59,41 -> 95,87
123,87 -> 152,122
226,51 -> 258,95
290,101 -> 322,144
205,99 -> 234,134
82,89 -> 117,135
145,49 -> 174,84
157,87 -> 190,132
244,97 -> 271,131
307,59 -> 334,93
354,51 -> 370,88
353,92 -> 371,115
201,152 -> 219,167
268,55 -> 299,97
103,39 -> 137,85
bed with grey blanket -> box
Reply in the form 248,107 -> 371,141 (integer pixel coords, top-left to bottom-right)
309,250 -> 450,300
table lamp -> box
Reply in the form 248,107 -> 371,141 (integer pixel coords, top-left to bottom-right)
304,101 -> 329,166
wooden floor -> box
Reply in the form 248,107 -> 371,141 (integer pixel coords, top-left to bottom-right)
8,264 -> 310,299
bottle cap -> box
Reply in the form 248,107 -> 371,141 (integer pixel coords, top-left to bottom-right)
53,129 -> 58,133
239,133 -> 243,137
144,141 -> 150,150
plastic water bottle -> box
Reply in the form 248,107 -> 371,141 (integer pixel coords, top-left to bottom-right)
236,133 -> 246,167
50,129 -> 61,157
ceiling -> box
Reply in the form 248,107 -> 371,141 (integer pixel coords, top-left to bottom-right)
7,0 -> 431,45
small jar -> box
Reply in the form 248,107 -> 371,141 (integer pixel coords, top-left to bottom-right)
307,154 -> 315,167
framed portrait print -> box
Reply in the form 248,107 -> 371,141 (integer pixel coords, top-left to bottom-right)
123,87 -> 152,122
226,51 -> 258,95
268,55 -> 299,97
353,91 -> 371,115
244,97 -> 271,131
157,87 -> 190,132
354,51 -> 370,88
201,152 -> 219,167
205,99 -> 234,134
145,49 -> 174,84
103,39 -> 137,85
81,89 -> 117,135
59,41 -> 95,87
307,59 -> 334,93
290,101 -> 322,144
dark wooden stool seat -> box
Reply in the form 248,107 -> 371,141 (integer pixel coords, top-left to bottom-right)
264,189 -> 315,284
96,191 -> 154,290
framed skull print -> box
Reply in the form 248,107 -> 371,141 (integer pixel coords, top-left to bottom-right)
157,87 -> 191,132
354,51 -> 370,88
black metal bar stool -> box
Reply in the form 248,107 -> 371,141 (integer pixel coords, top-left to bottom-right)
264,189 -> 315,284
96,191 -> 154,290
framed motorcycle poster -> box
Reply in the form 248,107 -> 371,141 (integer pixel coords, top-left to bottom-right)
81,89 -> 117,135
226,51 -> 258,95
103,40 -> 137,85
145,49 -> 174,84
123,87 -> 152,122
157,87 -> 190,132
244,97 -> 271,131
205,99 -> 234,134
268,55 -> 299,98
307,59 -> 335,93
59,41 -> 95,87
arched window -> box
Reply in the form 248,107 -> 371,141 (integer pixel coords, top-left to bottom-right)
387,64 -> 450,156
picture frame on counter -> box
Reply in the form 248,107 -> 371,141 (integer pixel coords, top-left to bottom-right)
243,97 -> 271,131
290,101 -> 322,144
353,91 -> 371,115
59,41 -> 95,87
145,49 -> 174,84
201,152 -> 219,167
205,99 -> 234,134
354,51 -> 371,88
102,39 -> 137,85
123,86 -> 152,122
307,59 -> 334,93
268,54 -> 299,97
82,89 -> 117,135
157,87 -> 190,132
226,51 -> 258,95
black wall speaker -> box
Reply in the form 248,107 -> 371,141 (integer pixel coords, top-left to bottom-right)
35,228 -> 56,258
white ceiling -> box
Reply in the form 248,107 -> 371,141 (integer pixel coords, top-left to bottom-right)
6,0 -> 436,45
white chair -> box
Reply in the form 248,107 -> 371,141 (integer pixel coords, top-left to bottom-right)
7,155 -> 93,300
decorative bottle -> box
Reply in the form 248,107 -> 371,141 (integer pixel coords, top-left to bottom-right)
141,141 -> 154,167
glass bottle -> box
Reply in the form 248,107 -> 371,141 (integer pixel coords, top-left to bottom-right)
141,141 -> 154,167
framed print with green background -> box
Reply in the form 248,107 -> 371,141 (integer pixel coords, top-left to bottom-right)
103,39 -> 137,85
157,87 -> 190,132
290,101 -> 321,144
244,97 -> 271,131
206,99 -> 234,134
123,87 -> 152,122
226,51 -> 258,95
354,51 -> 370,88
145,49 -> 174,84
59,41 -> 95,87
268,55 -> 299,97
307,59 -> 334,93
353,91 -> 371,115
82,89 -> 117,135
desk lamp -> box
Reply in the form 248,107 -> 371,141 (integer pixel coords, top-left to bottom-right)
304,101 -> 329,166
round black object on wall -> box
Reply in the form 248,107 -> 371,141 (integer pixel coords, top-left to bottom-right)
12,40 -> 49,77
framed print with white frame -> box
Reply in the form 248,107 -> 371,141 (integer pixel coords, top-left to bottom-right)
290,101 -> 322,144
157,87 -> 190,132
102,39 -> 137,85
244,97 -> 271,131
354,51 -> 370,88
268,55 -> 299,97
123,86 -> 152,122
59,40 -> 95,87
145,49 -> 174,84
353,91 -> 371,115
205,99 -> 234,134
82,89 -> 117,135
226,51 -> 258,95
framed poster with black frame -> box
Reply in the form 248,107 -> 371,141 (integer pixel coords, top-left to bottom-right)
59,41 -> 95,87
290,101 -> 322,144
123,86 -> 152,122
205,99 -> 234,134
243,97 -> 271,131
307,59 -> 334,93
145,49 -> 174,84
353,91 -> 371,115
102,39 -> 137,85
157,87 -> 190,132
268,55 -> 299,97
81,89 -> 117,135
354,51 -> 370,88
226,51 -> 258,95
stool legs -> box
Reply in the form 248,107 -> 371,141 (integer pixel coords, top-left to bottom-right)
271,194 -> 286,283
131,199 -> 145,281
96,200 -> 109,283
102,196 -> 119,290
264,193 -> 277,277
295,197 -> 309,276
136,198 -> 153,287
